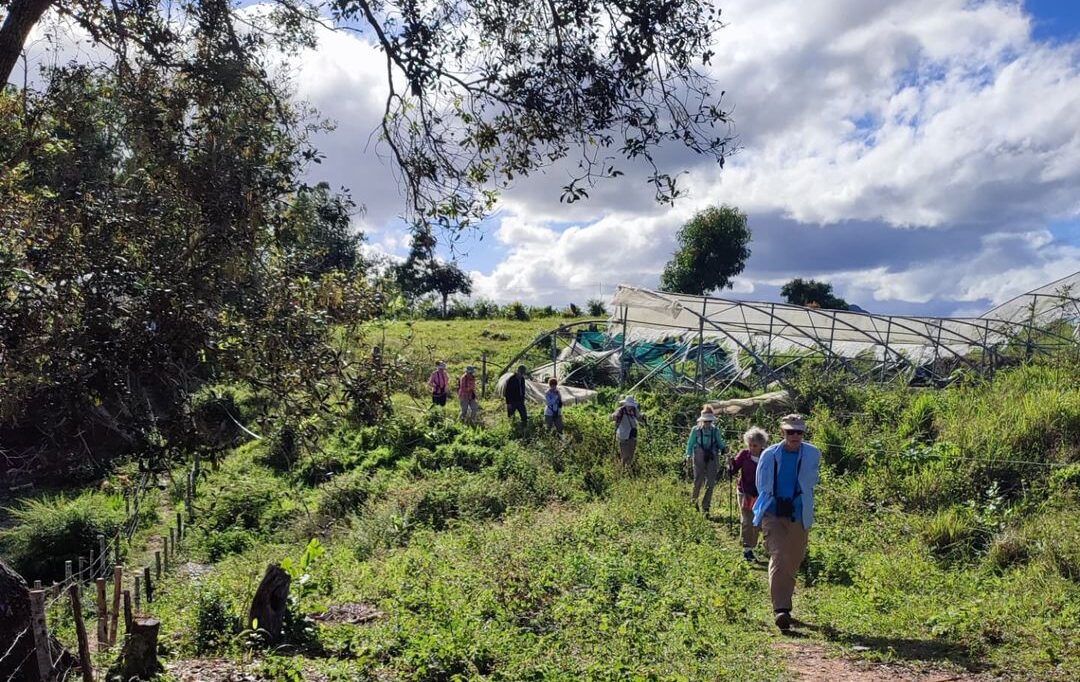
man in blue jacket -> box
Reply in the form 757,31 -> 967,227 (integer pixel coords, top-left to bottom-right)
752,414 -> 821,631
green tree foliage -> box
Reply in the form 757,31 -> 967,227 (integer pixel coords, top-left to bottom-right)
0,0 -> 732,228
427,261 -> 473,318
659,205 -> 751,295
781,278 -> 850,310
0,11 -> 377,476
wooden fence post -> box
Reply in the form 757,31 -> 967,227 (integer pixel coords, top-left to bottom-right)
113,540 -> 120,568
95,577 -> 108,652
29,589 -> 54,682
163,537 -> 169,567
169,528 -> 175,558
97,535 -> 106,576
176,512 -> 183,541
123,590 -> 133,633
110,566 -> 122,646
33,579 -> 42,590
78,557 -> 87,581
68,584 -> 94,682
65,560 -> 73,583
155,551 -> 161,580
134,575 -> 141,612
143,566 -> 153,604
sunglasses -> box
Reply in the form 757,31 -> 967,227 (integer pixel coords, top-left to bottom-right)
783,429 -> 805,436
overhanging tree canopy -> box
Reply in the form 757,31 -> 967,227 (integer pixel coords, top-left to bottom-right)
1,0 -> 734,228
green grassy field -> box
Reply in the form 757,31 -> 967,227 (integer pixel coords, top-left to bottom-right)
5,321 -> 1079,680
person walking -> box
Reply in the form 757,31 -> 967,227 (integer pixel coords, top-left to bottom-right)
543,377 -> 564,435
457,366 -> 480,424
752,414 -> 821,632
611,396 -> 646,467
504,365 -> 529,431
728,427 -> 768,562
427,361 -> 450,407
685,407 -> 727,517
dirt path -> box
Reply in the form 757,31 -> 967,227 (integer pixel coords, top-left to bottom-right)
775,640 -> 991,681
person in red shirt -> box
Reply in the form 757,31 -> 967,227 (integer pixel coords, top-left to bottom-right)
728,426 -> 769,561
458,366 -> 479,424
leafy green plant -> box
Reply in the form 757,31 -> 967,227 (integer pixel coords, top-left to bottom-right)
0,491 -> 129,581
194,585 -> 238,654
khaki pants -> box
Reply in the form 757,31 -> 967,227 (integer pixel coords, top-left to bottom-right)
761,514 -> 809,612
738,492 -> 760,549
691,447 -> 719,513
617,438 -> 637,467
459,398 -> 479,422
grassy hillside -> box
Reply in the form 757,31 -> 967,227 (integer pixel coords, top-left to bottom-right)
4,322 -> 1078,680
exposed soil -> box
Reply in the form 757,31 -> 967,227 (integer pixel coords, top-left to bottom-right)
776,640 -> 996,681
309,602 -> 384,625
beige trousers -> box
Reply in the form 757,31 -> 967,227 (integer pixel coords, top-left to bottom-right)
691,447 -> 719,513
738,492 -> 760,549
459,398 -> 479,422
761,514 -> 809,612
617,438 -> 637,467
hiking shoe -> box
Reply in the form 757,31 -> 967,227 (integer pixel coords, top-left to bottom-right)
774,610 -> 793,631
743,549 -> 755,562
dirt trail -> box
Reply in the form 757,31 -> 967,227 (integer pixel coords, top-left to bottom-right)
776,640 -> 991,681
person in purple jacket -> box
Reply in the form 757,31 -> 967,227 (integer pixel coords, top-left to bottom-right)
728,427 -> 769,562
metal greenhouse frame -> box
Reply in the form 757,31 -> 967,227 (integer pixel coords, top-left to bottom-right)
605,271 -> 1080,391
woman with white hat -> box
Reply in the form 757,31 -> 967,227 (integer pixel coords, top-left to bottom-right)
752,413 -> 821,632
684,406 -> 727,516
611,396 -> 646,467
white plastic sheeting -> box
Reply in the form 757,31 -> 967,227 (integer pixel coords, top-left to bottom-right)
609,272 -> 1080,363
493,373 -> 598,405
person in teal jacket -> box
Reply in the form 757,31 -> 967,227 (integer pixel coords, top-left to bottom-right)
684,407 -> 727,517
752,414 -> 821,632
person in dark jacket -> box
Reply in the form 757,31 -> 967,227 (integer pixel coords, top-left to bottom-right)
728,426 -> 769,561
504,365 -> 529,429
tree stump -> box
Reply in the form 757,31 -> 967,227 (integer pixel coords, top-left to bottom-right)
112,617 -> 162,680
247,563 -> 291,645
0,558 -> 74,682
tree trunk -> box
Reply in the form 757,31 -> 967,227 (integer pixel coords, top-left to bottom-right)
441,292 -> 448,318
112,617 -> 162,680
0,558 -> 74,682
0,0 -> 55,86
247,563 -> 291,645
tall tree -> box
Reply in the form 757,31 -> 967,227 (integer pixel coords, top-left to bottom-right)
1,0 -> 732,227
660,205 -> 751,295
427,261 -> 473,317
780,279 -> 849,310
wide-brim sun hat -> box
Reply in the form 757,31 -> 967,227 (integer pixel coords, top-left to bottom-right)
698,412 -> 717,422
436,362 -> 446,369
780,414 -> 807,431
465,366 -> 476,374
620,396 -> 638,407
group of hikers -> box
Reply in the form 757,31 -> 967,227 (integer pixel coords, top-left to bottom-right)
427,360 -> 820,632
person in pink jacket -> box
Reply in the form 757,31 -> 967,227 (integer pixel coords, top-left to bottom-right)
457,366 -> 479,424
427,361 -> 450,407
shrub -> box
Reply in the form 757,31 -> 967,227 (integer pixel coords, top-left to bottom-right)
804,541 -> 857,586
194,584 -> 238,653
921,506 -> 987,561
898,392 -> 939,444
504,301 -> 530,321
200,471 -> 292,535
318,469 -> 375,519
0,491 -> 129,581
1048,463 -> 1080,500
586,298 -> 607,316
417,442 -> 499,472
202,528 -> 256,562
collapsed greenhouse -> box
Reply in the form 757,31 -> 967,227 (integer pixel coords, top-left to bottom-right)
501,271 -> 1080,395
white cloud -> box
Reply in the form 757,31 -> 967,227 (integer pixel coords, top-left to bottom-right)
465,0 -> 1080,309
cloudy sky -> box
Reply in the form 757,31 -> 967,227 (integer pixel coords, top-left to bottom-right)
282,0 -> 1080,315
14,0 -> 1080,314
